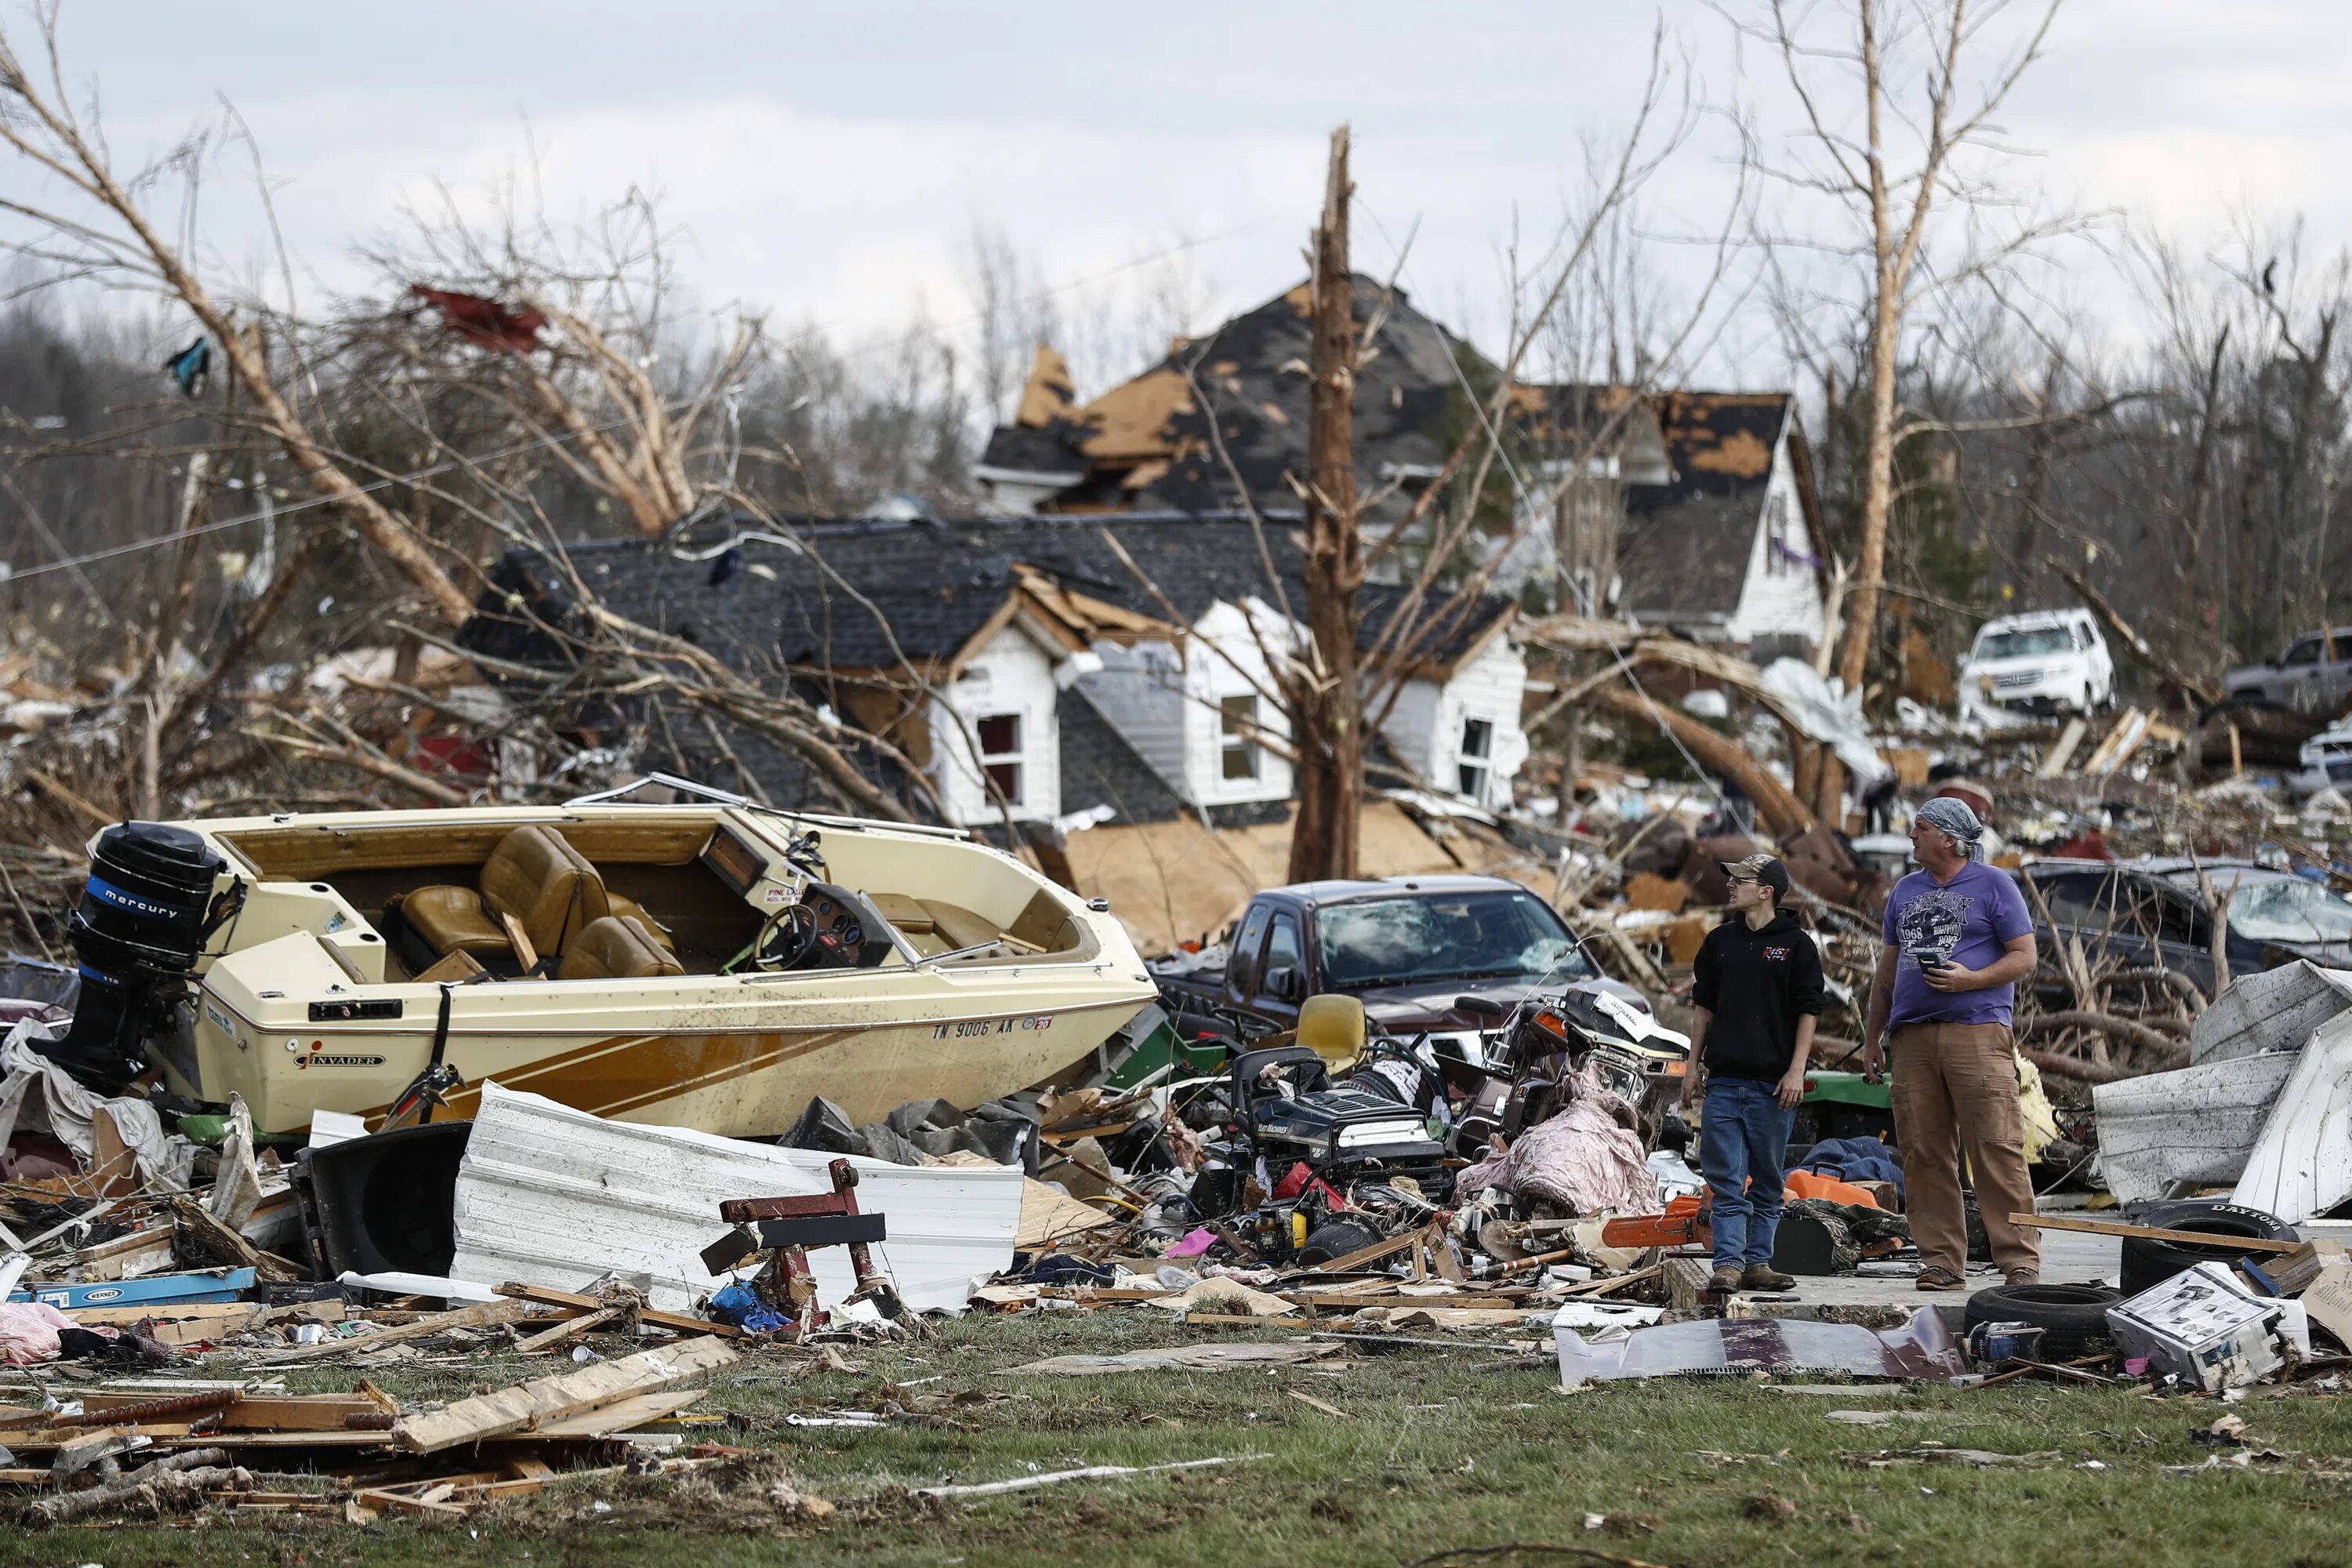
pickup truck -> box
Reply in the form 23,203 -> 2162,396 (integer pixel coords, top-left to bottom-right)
1150,873 -> 1648,1062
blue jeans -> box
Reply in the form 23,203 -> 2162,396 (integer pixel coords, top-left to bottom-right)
1700,1076 -> 1797,1272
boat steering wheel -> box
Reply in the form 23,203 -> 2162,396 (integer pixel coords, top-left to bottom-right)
750,902 -> 819,970
750,891 -> 866,970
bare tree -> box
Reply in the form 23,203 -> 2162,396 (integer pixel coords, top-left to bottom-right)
1733,0 -> 2069,808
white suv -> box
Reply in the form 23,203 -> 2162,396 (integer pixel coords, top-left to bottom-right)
1958,608 -> 2114,727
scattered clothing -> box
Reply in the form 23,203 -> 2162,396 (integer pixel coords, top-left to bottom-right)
1458,1065 -> 1659,1216
1791,1135 -> 1904,1197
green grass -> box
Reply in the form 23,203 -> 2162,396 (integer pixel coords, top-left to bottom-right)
9,1311 -> 2352,1568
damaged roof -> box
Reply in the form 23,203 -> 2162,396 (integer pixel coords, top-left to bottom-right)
470,514 -> 1516,681
978,276 -> 1478,522
1614,392 -> 1810,622
463,514 -> 1519,822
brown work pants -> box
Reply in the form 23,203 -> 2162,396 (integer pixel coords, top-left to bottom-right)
1888,1022 -> 2039,1277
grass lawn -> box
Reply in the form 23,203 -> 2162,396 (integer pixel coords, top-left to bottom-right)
8,1309 -> 2350,1568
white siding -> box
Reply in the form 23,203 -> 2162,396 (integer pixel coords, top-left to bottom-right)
930,624 -> 1062,826
1381,636 -> 1531,808
1181,599 -> 1294,808
1073,639 -> 1188,793
1724,430 -> 1826,647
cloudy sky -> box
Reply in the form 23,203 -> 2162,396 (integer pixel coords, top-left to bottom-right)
18,0 -> 2350,391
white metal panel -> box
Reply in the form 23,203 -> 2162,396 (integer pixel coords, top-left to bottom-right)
448,1082 -> 1022,1315
2190,960 -> 2352,1065
2090,1052 -> 2297,1207
2231,1011 -> 2352,1225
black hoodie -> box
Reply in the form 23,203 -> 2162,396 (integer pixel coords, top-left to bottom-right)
1690,909 -> 1825,1081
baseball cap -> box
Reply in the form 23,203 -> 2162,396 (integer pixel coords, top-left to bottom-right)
1719,852 -> 1791,901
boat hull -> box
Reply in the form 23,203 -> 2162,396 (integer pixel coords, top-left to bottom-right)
181,981 -> 1147,1136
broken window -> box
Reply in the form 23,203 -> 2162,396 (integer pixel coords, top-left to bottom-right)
1220,692 -> 1260,782
975,713 -> 1023,806
1458,716 -> 1495,799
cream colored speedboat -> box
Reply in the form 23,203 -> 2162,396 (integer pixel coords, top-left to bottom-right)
44,789 -> 1156,1137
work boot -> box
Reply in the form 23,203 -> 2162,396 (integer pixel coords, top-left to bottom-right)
2005,1268 -> 2040,1287
1708,1264 -> 1744,1294
1740,1262 -> 1795,1291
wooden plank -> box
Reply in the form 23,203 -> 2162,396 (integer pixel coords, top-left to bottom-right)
513,1306 -> 623,1355
256,1298 -> 529,1363
1305,1221 -> 1439,1276
391,1335 -> 737,1454
66,1302 -> 262,1330
494,1283 -> 743,1340
525,1389 -> 706,1439
356,1487 -> 469,1518
2009,1212 -> 2302,1254
169,1196 -> 305,1284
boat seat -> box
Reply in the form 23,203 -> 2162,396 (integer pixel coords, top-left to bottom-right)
606,891 -> 676,952
866,892 -> 935,935
918,899 -> 1001,951
557,916 -> 686,981
403,825 -> 612,960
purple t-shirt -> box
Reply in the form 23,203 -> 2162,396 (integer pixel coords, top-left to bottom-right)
1882,861 -> 2034,1029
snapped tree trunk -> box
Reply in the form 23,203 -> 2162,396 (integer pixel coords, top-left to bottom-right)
1286,125 -> 1363,884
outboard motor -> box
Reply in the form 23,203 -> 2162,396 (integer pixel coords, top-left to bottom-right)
40,821 -> 227,1093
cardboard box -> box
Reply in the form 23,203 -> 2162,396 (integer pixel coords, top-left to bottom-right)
2106,1261 -> 2284,1392
2300,1259 -> 2352,1352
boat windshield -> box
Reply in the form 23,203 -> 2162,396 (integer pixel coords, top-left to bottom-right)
1314,890 -> 1589,989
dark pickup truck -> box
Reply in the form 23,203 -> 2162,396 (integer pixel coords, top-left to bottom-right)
1150,873 -> 1651,1058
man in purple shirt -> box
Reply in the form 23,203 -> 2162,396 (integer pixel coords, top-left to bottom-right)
1860,797 -> 2041,1290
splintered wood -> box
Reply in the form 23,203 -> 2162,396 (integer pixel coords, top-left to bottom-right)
392,1335 -> 739,1454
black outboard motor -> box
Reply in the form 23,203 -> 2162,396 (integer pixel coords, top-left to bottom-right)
39,821 -> 227,1093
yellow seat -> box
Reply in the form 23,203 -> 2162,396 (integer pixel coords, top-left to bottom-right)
1296,993 -> 1367,1067
402,825 -> 610,960
918,898 -> 1001,951
557,916 -> 686,981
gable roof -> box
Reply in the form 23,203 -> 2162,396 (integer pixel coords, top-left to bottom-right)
1615,392 -> 1799,623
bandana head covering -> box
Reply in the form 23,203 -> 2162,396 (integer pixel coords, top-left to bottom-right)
1913,796 -> 1986,862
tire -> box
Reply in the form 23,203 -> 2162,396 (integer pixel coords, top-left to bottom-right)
1297,1219 -> 1383,1266
1963,1282 -> 2122,1362
2118,1200 -> 2296,1297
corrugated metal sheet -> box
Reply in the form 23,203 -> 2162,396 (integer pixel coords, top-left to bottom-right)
448,1082 -> 1022,1315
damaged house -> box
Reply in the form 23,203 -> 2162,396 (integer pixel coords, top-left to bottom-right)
463,514 -> 1529,949
974,277 -> 1831,659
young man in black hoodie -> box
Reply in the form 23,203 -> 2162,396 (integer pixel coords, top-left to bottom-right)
1679,854 -> 1826,1293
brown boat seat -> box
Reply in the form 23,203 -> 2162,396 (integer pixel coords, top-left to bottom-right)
918,899 -> 1001,951
606,891 -> 676,952
403,824 -> 611,960
557,916 -> 686,981
866,892 -> 935,935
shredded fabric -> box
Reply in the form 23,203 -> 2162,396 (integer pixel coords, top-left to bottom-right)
1456,1064 -> 1661,1216
0,1300 -> 109,1366
0,1018 -> 196,1192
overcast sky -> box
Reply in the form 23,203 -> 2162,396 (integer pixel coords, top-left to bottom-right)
20,0 -> 2352,390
